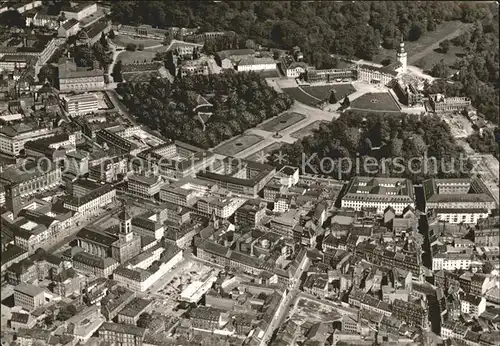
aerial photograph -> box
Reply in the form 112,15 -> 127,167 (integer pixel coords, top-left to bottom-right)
0,1 -> 498,345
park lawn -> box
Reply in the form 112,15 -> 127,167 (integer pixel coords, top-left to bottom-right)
282,88 -> 320,107
350,92 -> 401,112
213,134 -> 264,156
290,120 -> 328,139
258,112 -> 306,132
413,45 -> 465,73
112,34 -> 163,48
246,142 -> 283,162
302,84 -> 356,102
118,50 -> 157,64
371,21 -> 467,64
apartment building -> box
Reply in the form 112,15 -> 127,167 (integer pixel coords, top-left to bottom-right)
0,123 -> 54,156
117,298 -> 151,325
341,177 -> 415,214
391,299 -> 428,327
461,294 -> 486,318
61,93 -> 99,116
432,252 -> 472,271
99,322 -> 146,346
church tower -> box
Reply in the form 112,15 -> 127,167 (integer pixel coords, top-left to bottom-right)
118,208 -> 133,242
397,38 -> 407,73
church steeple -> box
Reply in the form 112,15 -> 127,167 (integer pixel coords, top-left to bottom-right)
396,37 -> 407,73
118,207 -> 132,235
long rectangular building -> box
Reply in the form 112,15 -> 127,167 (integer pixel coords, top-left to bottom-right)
341,176 -> 414,214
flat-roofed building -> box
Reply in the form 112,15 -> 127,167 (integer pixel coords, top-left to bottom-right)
138,141 -> 215,180
197,158 -> 276,198
127,174 -> 165,199
159,177 -> 217,207
0,122 -> 54,156
61,93 -> 99,116
62,2 -> 97,21
0,55 -> 32,71
196,196 -> 247,219
14,283 -> 48,311
341,177 -> 414,214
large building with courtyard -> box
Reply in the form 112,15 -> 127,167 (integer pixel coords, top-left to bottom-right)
341,176 -> 415,214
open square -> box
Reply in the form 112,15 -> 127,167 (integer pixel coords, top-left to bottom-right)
213,134 -> 264,156
290,120 -> 329,139
350,92 -> 401,112
258,112 -> 306,132
112,35 -> 163,48
302,84 -> 356,102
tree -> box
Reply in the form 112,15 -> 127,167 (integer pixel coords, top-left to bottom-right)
108,29 -> 116,39
126,43 -> 137,51
430,60 -> 450,78
112,61 -> 123,82
342,96 -> 350,108
100,33 -> 109,50
329,91 -> 337,104
37,65 -> 56,85
439,39 -> 450,53
137,312 -> 153,328
483,261 -> 494,274
57,305 -> 77,321
44,314 -> 54,327
408,23 -> 423,41
138,44 -> 145,51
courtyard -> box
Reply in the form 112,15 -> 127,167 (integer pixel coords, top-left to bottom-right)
350,92 -> 401,112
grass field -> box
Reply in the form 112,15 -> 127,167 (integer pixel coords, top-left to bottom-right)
302,84 -> 356,102
350,92 -> 401,112
246,142 -> 283,162
258,112 -> 306,132
414,45 -> 465,73
371,21 -> 467,64
118,50 -> 157,64
112,35 -> 163,48
213,134 -> 264,156
290,120 -> 329,139
282,88 -> 320,106
123,71 -> 160,82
